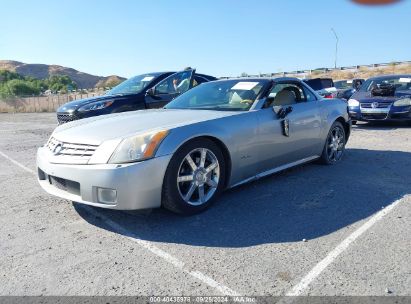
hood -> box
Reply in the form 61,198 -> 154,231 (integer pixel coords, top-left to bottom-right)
352,90 -> 411,103
56,94 -> 137,113
52,109 -> 242,145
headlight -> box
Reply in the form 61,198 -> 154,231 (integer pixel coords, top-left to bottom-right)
108,130 -> 169,164
348,99 -> 359,107
78,100 -> 114,112
393,98 -> 411,107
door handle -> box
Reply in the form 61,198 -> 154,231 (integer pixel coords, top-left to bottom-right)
273,106 -> 293,119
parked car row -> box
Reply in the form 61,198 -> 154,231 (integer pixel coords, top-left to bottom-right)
38,76 -> 351,215
303,78 -> 364,100
56,69 -> 411,126
347,74 -> 411,124
303,75 -> 411,124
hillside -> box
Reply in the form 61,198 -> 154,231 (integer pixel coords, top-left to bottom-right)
307,63 -> 411,80
0,60 -> 125,89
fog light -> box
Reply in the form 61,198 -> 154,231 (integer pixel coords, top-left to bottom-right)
97,187 -> 117,204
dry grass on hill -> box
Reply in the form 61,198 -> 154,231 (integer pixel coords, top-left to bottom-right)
308,64 -> 411,80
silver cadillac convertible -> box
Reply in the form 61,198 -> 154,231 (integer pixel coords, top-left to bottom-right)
37,78 -> 351,215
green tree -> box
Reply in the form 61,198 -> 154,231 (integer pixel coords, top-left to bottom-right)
46,75 -> 77,92
0,70 -> 24,83
3,79 -> 40,96
0,70 -> 78,97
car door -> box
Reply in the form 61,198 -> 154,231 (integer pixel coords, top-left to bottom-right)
145,69 -> 195,108
256,81 -> 323,173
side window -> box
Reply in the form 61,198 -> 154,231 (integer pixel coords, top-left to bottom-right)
266,82 -> 307,107
155,78 -> 172,95
301,85 -> 317,102
193,76 -> 208,87
155,71 -> 193,95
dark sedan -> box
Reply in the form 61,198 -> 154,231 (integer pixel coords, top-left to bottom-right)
348,74 -> 411,124
335,78 -> 364,100
56,68 -> 216,124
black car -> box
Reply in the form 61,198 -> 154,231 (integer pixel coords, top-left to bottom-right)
56,68 -> 217,124
348,74 -> 411,124
303,78 -> 337,98
334,78 -> 364,100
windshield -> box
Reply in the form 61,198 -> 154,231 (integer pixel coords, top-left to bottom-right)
360,76 -> 411,92
165,80 -> 267,111
108,74 -> 158,95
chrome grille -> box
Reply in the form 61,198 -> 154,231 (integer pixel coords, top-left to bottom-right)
57,113 -> 78,124
47,137 -> 99,161
360,101 -> 392,109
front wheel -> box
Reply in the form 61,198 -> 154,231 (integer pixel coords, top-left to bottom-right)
319,121 -> 346,165
162,139 -> 226,215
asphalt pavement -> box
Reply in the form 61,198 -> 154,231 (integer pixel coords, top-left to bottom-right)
0,113 -> 410,297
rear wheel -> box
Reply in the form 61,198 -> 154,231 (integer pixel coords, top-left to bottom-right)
319,121 -> 346,165
162,139 -> 226,215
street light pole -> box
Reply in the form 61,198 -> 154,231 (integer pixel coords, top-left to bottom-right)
331,28 -> 339,69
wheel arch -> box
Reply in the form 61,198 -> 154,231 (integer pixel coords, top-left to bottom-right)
165,135 -> 232,189
335,116 -> 351,142
201,136 -> 232,189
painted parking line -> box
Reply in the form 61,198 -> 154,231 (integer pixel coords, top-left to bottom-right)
0,150 -> 36,174
0,150 -> 240,297
285,195 -> 407,297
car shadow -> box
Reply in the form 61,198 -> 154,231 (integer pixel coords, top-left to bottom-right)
75,148 -> 410,248
354,121 -> 410,130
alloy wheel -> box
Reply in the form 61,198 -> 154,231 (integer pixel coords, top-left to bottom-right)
326,126 -> 345,162
177,148 -> 220,206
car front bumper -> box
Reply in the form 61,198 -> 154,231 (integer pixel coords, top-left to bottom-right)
348,107 -> 411,121
36,147 -> 172,210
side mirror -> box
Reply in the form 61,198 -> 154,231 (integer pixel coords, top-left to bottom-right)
273,105 -> 293,119
146,87 -> 155,96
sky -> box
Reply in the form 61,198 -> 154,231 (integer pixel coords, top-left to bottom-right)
1,0 -> 410,78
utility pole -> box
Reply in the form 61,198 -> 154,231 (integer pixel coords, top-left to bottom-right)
331,28 -> 339,69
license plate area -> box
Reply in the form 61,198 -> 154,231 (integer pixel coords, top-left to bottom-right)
360,108 -> 389,114
48,175 -> 80,195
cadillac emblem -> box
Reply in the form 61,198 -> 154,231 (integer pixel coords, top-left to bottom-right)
53,144 -> 63,155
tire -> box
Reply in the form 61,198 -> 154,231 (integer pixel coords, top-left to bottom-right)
162,138 -> 226,215
319,121 -> 346,165
351,120 -> 357,125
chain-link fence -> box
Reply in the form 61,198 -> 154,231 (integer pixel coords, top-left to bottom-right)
0,91 -> 106,113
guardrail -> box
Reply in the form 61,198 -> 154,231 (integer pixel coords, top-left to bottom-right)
221,60 -> 411,79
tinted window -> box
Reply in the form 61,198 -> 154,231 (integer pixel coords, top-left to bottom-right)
304,78 -> 334,90
302,85 -> 317,102
334,80 -> 350,89
155,70 -> 193,95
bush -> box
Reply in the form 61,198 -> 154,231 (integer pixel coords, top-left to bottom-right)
0,70 -> 77,97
